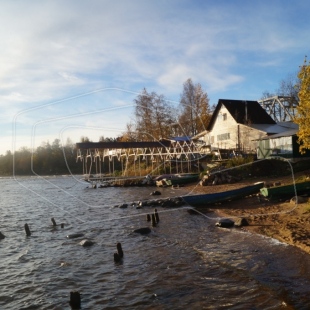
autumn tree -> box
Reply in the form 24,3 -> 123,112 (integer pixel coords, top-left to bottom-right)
178,78 -> 211,137
295,58 -> 310,154
120,122 -> 137,142
133,88 -> 176,141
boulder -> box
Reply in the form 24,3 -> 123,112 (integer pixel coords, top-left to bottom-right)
150,190 -> 161,196
215,218 -> 235,228
133,227 -> 152,234
0,231 -> 5,240
67,233 -> 84,239
290,196 -> 308,204
234,217 -> 249,227
79,239 -> 94,247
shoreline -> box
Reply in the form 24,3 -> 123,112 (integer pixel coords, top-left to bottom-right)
214,196 -> 310,255
185,174 -> 310,255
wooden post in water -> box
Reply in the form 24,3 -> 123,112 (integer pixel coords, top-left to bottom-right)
154,209 -> 159,223
69,291 -> 81,309
61,223 -> 64,228
151,214 -> 156,227
0,231 -> 5,239
146,214 -> 151,221
24,223 -> 31,236
114,242 -> 124,262
51,218 -> 57,227
117,242 -> 123,258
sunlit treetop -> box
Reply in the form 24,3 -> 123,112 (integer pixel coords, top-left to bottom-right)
295,57 -> 310,154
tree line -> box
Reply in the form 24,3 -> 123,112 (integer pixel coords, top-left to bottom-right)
0,78 -> 211,176
121,78 -> 212,142
1,66 -> 309,176
0,139 -> 80,176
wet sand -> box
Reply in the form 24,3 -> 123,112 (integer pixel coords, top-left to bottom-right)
186,173 -> 310,255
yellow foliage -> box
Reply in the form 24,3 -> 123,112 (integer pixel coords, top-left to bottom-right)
295,58 -> 310,154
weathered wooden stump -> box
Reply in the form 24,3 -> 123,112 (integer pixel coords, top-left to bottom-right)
69,291 -> 81,309
154,209 -> 159,223
0,231 -> 5,240
51,217 -> 57,227
151,214 -> 156,227
24,223 -> 31,236
114,242 -> 124,262
117,242 -> 123,258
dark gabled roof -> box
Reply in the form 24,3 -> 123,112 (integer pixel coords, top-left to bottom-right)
207,99 -> 276,131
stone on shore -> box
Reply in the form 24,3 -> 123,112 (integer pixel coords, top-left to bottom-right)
79,239 -> 94,247
234,217 -> 249,227
215,218 -> 235,228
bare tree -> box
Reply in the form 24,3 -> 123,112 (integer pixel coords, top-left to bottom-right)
262,73 -> 300,104
179,78 -> 211,137
133,88 -> 176,141
80,136 -> 90,142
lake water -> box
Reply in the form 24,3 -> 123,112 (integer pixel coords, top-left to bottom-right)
1,175 -> 310,309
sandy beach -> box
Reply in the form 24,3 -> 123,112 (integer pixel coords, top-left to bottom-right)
187,172 -> 310,255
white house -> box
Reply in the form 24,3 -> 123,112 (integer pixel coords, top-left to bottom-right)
193,99 -> 297,155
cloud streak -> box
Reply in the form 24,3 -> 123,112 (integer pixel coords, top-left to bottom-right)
0,0 -> 309,154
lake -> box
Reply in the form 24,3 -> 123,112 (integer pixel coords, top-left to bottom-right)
1,176 -> 310,309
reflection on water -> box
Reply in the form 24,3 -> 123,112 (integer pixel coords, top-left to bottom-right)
0,176 -> 310,309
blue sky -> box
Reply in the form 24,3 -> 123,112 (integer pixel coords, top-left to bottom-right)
1,0 -> 309,155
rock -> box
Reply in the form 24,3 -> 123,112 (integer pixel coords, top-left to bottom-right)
79,239 -> 94,247
119,203 -> 128,208
67,233 -> 84,239
264,182 -> 273,188
150,190 -> 161,196
138,201 -> 147,207
133,227 -> 152,234
0,231 -> 5,240
290,196 -> 308,204
234,217 -> 249,227
215,218 -> 235,228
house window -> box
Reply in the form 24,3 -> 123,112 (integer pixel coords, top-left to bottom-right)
217,113 -> 227,121
217,133 -> 230,141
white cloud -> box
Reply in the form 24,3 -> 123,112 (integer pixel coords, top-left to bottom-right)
0,0 -> 309,153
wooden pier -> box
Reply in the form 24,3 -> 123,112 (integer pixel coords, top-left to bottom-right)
76,138 -> 206,181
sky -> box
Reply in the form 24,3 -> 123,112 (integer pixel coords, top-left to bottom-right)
1,0 -> 309,156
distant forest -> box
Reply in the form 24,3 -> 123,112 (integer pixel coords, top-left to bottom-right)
0,139 -> 81,176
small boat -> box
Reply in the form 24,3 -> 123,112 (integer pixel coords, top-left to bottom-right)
155,173 -> 200,187
260,180 -> 310,198
182,182 -> 264,207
